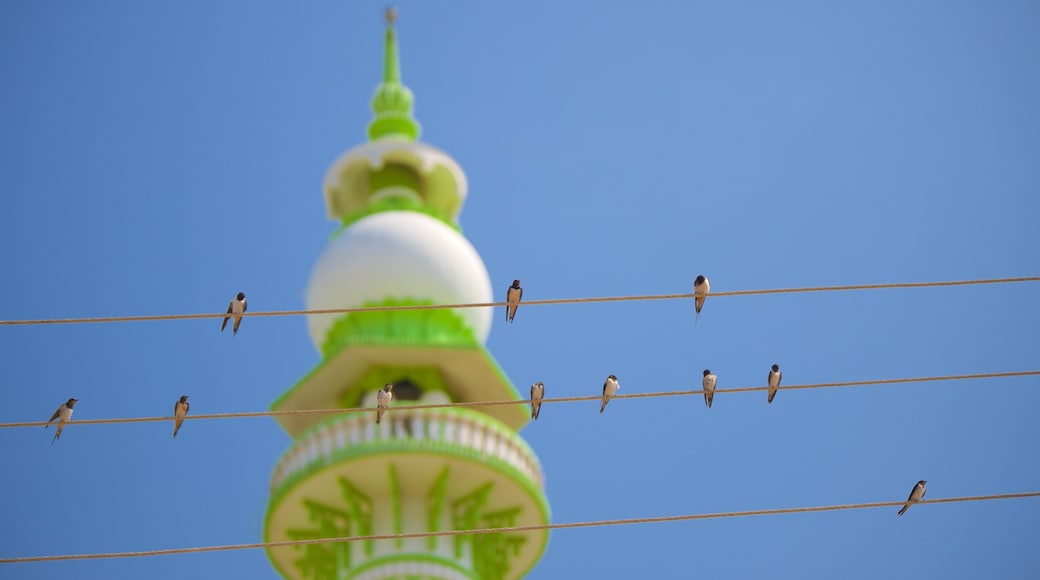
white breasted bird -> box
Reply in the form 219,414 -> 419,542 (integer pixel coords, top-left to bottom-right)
898,480 -> 927,517
599,375 -> 619,414
376,383 -> 393,425
46,398 -> 78,445
530,381 -> 545,420
693,275 -> 710,322
767,364 -> 782,404
173,395 -> 190,438
702,369 -> 717,408
505,279 -> 523,323
221,292 -> 247,336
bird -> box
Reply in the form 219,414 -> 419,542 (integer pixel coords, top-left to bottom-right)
767,364 -> 782,404
693,275 -> 710,322
898,480 -> 927,517
376,383 -> 393,425
46,398 -> 78,445
599,375 -> 619,414
702,369 -> 717,408
173,395 -> 190,438
530,381 -> 545,420
505,280 -> 523,323
221,292 -> 247,336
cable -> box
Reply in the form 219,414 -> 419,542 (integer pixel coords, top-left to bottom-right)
1,491 -> 1036,564
2,369 -> 1036,429
0,275 -> 1036,327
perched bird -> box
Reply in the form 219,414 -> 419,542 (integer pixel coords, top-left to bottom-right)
505,280 -> 523,323
221,292 -> 248,336
898,480 -> 927,517
693,275 -> 710,322
376,383 -> 393,425
173,395 -> 190,438
46,398 -> 78,445
702,369 -> 717,408
530,381 -> 545,420
599,375 -> 619,414
767,364 -> 782,404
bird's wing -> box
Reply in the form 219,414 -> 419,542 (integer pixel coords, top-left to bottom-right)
242,300 -> 247,313
48,407 -> 61,422
226,301 -> 234,314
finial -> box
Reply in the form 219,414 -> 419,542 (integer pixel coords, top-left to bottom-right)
368,6 -> 420,141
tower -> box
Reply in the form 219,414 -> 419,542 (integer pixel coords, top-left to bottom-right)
263,9 -> 550,580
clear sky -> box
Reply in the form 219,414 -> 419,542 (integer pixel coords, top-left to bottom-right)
2,1 -> 1039,578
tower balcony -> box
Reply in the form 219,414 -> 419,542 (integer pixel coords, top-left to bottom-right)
265,406 -> 550,580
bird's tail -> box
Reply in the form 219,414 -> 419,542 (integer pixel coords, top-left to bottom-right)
173,422 -> 182,438
51,429 -> 60,445
897,505 -> 908,517
599,400 -> 607,414
768,390 -> 776,404
705,394 -> 712,409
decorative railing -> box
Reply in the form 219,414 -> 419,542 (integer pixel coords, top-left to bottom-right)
271,407 -> 544,493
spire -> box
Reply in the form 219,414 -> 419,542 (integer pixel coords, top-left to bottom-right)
368,6 -> 421,141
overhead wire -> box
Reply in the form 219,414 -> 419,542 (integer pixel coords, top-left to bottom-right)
1,369 -> 1036,430
0,275 -> 1036,327
2,491 -> 1037,564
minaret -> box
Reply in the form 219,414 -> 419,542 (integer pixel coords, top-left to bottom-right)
264,9 -> 550,580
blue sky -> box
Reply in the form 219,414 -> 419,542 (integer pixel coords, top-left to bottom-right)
2,1 -> 1039,578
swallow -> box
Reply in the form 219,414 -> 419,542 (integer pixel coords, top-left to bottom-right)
600,375 -> 619,414
46,398 -> 78,445
898,480 -> 927,517
173,395 -> 190,438
530,381 -> 545,420
693,275 -> 710,322
221,292 -> 247,336
505,280 -> 523,323
767,364 -> 782,404
376,383 -> 393,425
702,369 -> 717,408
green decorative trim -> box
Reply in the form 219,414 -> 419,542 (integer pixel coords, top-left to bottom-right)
285,499 -> 352,577
320,298 -> 479,359
427,467 -> 450,552
266,445 -> 551,580
389,463 -> 403,549
274,461 -> 536,580
338,477 -> 375,557
338,365 -> 450,410
330,195 -> 460,238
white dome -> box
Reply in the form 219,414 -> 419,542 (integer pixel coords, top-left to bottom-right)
305,211 -> 493,350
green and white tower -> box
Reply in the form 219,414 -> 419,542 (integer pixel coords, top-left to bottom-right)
264,9 -> 550,580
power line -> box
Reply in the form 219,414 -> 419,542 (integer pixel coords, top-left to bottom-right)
0,275 -> 1036,327
2,491 -> 1036,564
2,369 -> 1035,430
